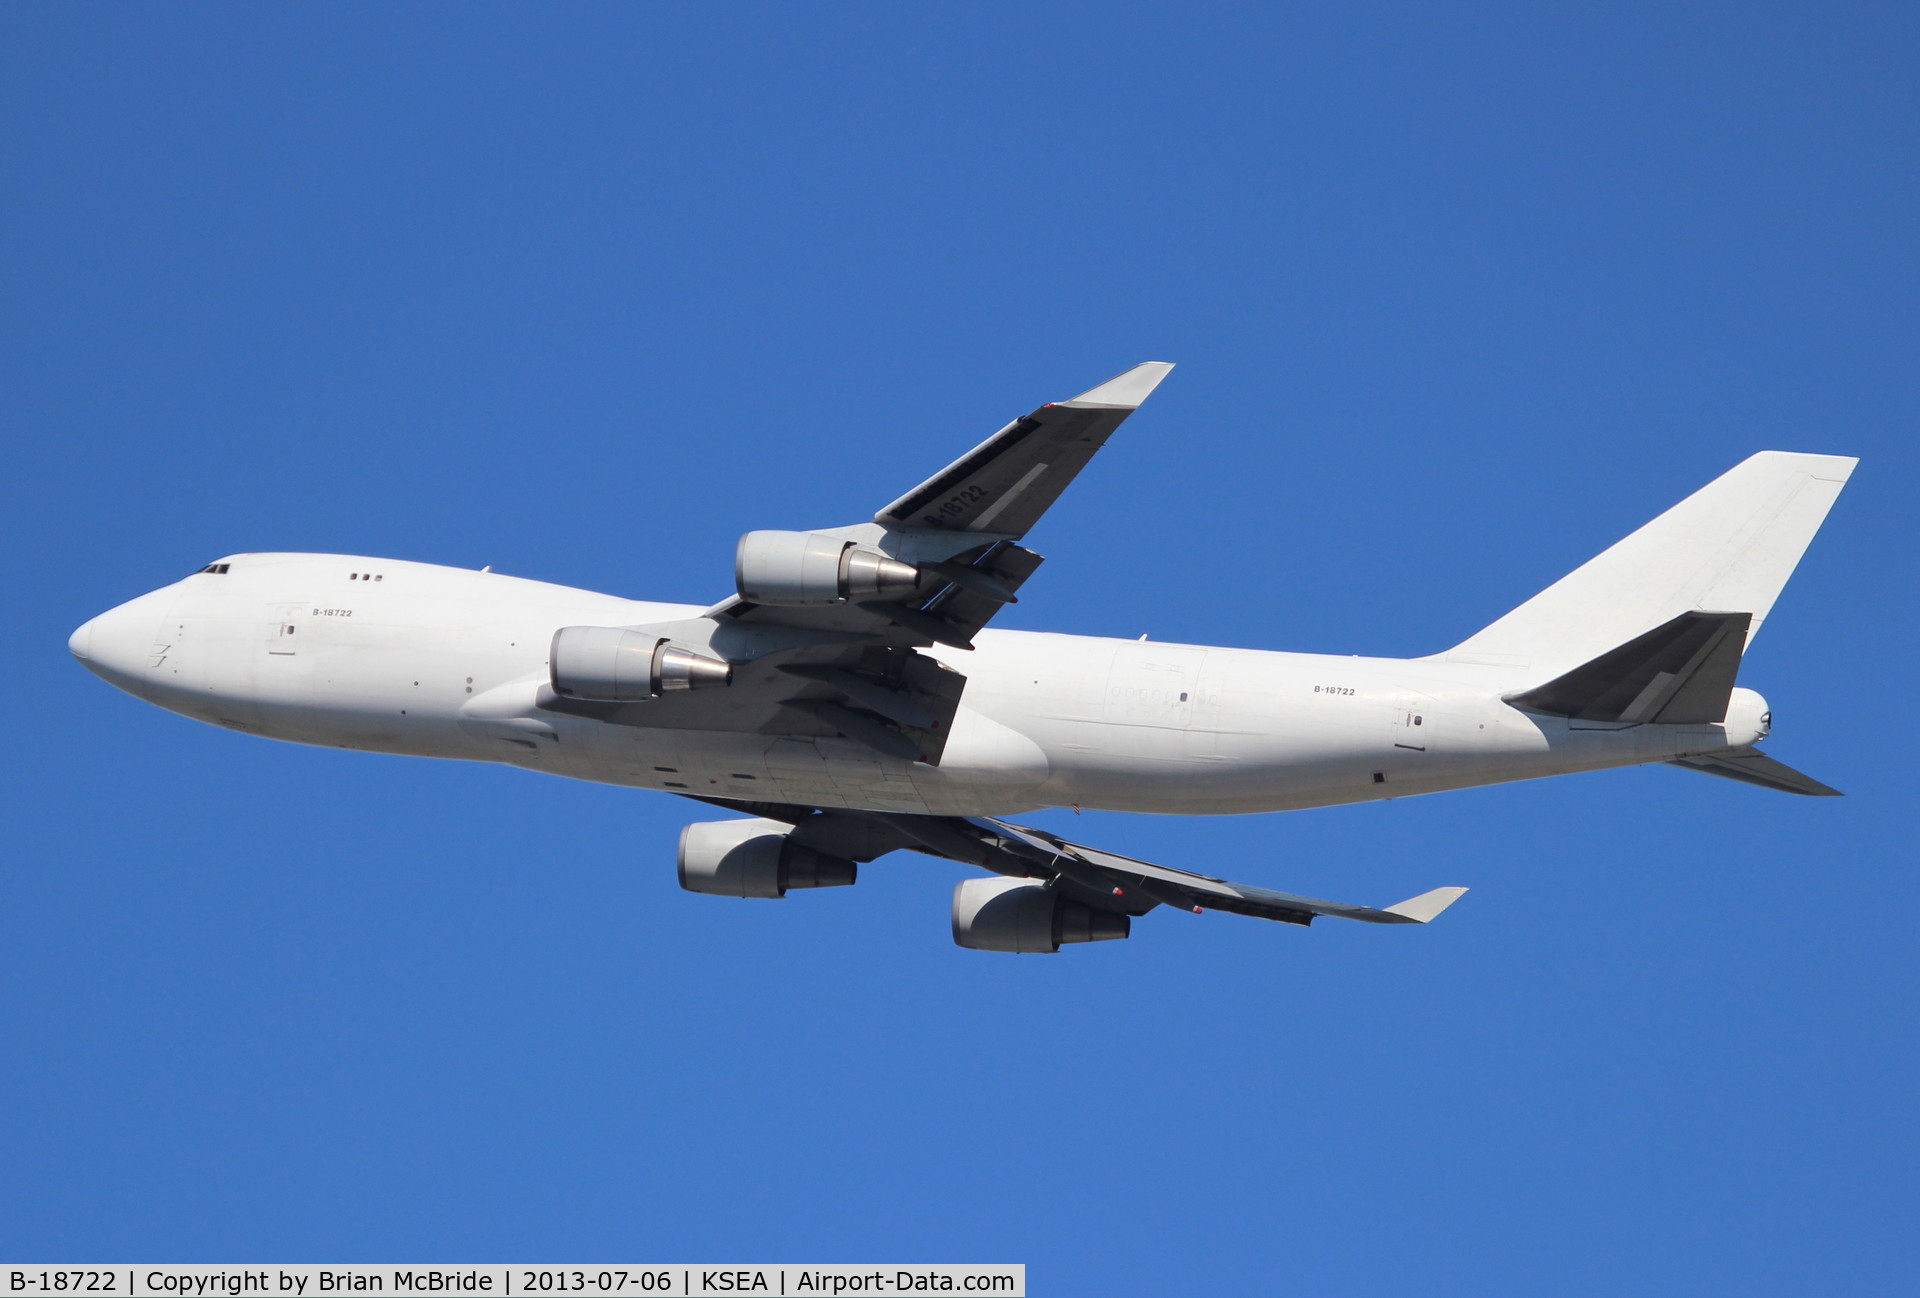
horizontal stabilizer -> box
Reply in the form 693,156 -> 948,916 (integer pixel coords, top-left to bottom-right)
1505,610 -> 1750,724
1670,747 -> 1842,796
1382,886 -> 1470,923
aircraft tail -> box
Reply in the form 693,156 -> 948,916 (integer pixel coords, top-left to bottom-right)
1439,451 -> 1857,679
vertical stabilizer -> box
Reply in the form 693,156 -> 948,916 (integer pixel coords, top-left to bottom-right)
1440,452 -> 1856,679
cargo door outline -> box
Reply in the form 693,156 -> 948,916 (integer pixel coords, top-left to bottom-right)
1106,646 -> 1207,729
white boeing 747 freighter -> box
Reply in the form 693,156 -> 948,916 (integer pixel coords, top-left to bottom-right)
71,364 -> 1854,952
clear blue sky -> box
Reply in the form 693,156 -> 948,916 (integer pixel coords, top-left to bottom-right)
3,4 -> 1915,1293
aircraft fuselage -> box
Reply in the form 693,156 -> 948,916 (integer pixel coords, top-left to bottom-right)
71,552 -> 1768,818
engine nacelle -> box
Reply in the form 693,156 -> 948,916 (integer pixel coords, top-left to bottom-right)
735,530 -> 920,606
550,627 -> 731,701
678,818 -> 858,898
950,877 -> 1130,953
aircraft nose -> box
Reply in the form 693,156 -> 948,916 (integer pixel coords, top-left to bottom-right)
70,588 -> 174,695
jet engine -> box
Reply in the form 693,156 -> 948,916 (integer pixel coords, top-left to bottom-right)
735,530 -> 920,605
950,876 -> 1130,953
678,817 -> 858,898
549,627 -> 731,701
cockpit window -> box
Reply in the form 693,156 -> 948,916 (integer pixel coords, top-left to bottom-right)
193,563 -> 232,575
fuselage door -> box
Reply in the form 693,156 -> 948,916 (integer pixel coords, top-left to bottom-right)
252,600 -> 317,717
1393,703 -> 1430,752
266,603 -> 303,655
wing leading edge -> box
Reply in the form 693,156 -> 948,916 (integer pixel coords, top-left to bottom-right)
678,794 -> 1468,933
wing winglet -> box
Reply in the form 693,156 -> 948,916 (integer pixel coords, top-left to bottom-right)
1381,886 -> 1470,923
1058,361 -> 1175,409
